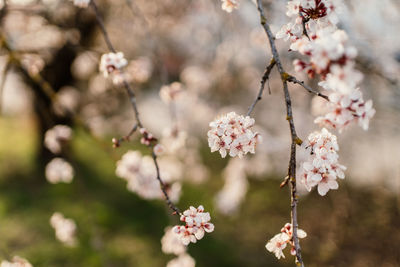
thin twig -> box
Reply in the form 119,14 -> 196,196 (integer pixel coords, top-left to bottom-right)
246,58 -> 276,116
90,0 -> 180,216
256,0 -> 304,265
287,75 -> 329,100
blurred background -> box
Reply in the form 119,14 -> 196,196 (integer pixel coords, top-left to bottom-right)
0,0 -> 399,266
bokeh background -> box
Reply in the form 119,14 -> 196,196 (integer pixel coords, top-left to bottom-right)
0,0 -> 399,266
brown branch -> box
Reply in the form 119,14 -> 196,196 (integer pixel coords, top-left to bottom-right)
246,58 -> 276,116
256,0 -> 304,265
0,58 -> 11,114
90,0 -> 180,216
287,75 -> 329,100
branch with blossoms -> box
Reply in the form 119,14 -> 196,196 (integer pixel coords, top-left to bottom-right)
218,0 -> 375,265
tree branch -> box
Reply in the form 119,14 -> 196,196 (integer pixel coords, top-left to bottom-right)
246,58 -> 276,116
256,0 -> 304,265
287,75 -> 329,100
90,0 -> 181,216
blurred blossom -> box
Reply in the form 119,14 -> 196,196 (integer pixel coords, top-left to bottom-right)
72,52 -> 98,80
216,158 -> 248,215
70,0 -> 90,8
161,127 -> 187,154
161,226 -> 187,255
125,57 -> 153,84
115,151 -> 181,202
53,86 -> 81,115
180,65 -> 211,93
159,82 -> 184,104
0,256 -> 33,267
44,125 -> 72,154
20,54 -> 45,76
45,158 -> 74,184
221,0 -> 239,13
166,253 -> 195,267
50,212 -> 77,247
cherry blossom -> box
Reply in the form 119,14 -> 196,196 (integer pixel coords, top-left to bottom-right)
50,212 -> 77,247
45,158 -> 74,184
44,125 -> 72,154
70,0 -> 90,8
166,253 -> 195,267
160,82 -> 184,104
115,151 -> 181,202
221,0 -> 239,13
161,227 -> 187,255
0,257 -> 33,267
173,205 -> 214,245
208,112 -> 262,158
299,128 -> 346,196
99,52 -> 128,78
266,223 -> 307,259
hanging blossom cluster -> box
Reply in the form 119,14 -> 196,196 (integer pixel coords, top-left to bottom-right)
299,128 -> 346,196
220,0 -> 239,13
276,0 -> 375,132
173,205 -> 214,246
45,158 -> 74,184
1,256 -> 33,267
115,150 -> 181,202
161,227 -> 195,267
44,125 -> 72,154
70,0 -> 90,8
266,223 -> 307,259
208,112 -> 262,158
50,212 -> 77,247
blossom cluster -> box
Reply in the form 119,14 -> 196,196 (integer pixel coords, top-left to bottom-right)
1,256 -> 33,267
299,128 -> 346,196
70,0 -> 90,8
266,223 -> 307,259
173,205 -> 214,245
208,112 -> 262,158
161,227 -> 196,267
50,212 -> 77,247
115,151 -> 181,202
276,0 -> 375,131
99,52 -> 128,79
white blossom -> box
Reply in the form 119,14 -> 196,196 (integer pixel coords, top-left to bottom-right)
44,125 -> 72,154
115,151 -> 181,202
221,0 -> 238,13
208,112 -> 261,158
45,158 -> 74,184
161,227 -> 187,255
299,128 -> 346,196
99,52 -> 128,78
166,253 -> 195,267
1,257 -> 33,267
160,82 -> 184,104
70,0 -> 90,8
50,212 -> 77,247
266,223 -> 307,259
173,205 -> 214,246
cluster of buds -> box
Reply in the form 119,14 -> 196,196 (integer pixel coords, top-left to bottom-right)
208,112 -> 262,158
99,52 -> 128,78
139,128 -> 157,146
276,0 -> 375,132
70,0 -> 90,8
299,128 -> 346,196
266,223 -> 307,259
173,205 -> 215,245
220,0 -> 239,13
